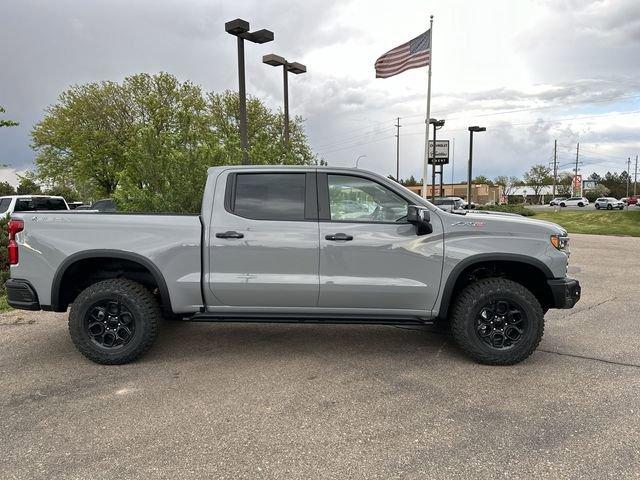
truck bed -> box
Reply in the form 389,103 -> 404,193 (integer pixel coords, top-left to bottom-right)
10,212 -> 203,313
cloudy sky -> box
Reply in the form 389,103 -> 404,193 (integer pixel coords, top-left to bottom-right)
1,0 -> 640,186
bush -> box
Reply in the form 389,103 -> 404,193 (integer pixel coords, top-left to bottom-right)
0,215 -> 9,289
478,204 -> 536,216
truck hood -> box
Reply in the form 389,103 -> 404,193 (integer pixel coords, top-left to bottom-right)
450,210 -> 567,236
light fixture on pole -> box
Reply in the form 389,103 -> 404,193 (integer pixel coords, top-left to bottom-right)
225,19 -> 274,165
263,54 -> 307,147
467,126 -> 486,207
355,155 -> 367,168
428,118 -> 445,201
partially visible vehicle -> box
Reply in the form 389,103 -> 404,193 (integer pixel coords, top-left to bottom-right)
621,196 -> 638,206
0,195 -> 69,216
559,197 -> 589,207
594,197 -> 624,210
74,198 -> 117,212
549,197 -> 567,206
67,201 -> 85,210
432,196 -> 465,212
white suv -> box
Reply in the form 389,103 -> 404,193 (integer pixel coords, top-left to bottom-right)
559,197 -> 589,207
594,197 -> 624,210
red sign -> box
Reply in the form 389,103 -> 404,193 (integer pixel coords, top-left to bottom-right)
573,175 -> 582,188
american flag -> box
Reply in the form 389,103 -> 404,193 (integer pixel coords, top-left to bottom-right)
375,30 -> 431,78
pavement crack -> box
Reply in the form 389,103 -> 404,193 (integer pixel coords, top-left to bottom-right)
538,348 -> 640,369
564,296 -> 616,317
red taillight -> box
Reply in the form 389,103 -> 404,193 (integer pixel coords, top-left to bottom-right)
8,219 -> 24,265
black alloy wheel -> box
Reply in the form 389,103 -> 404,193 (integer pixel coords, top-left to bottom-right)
86,300 -> 136,350
475,300 -> 527,350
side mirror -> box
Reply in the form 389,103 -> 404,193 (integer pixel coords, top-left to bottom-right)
407,205 -> 432,235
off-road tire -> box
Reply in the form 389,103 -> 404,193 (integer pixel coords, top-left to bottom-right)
69,279 -> 160,365
450,278 -> 544,365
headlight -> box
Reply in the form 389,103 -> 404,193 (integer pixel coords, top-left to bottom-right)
550,234 -> 569,252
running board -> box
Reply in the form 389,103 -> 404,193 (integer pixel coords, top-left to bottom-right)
185,312 -> 433,326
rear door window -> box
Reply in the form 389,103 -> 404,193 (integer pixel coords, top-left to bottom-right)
231,173 -> 308,221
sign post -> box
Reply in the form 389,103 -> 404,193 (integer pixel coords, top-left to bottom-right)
572,174 -> 582,197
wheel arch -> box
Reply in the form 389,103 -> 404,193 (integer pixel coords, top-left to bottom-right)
437,253 -> 554,320
50,250 -> 172,315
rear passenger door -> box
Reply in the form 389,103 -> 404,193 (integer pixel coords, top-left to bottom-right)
208,171 -> 320,308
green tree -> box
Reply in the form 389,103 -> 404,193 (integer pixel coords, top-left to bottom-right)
523,164 -> 552,203
556,172 -> 573,196
472,175 -> 493,185
0,106 -> 19,128
0,181 -> 16,196
32,73 -> 318,213
16,174 -> 42,195
493,175 -> 520,196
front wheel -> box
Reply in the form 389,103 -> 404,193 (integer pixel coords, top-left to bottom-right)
560,203 -> 566,207
68,279 -> 160,364
450,278 -> 544,365
607,204 -> 612,210
578,202 -> 584,207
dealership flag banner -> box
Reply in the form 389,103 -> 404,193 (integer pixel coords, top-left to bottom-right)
375,16 -> 434,198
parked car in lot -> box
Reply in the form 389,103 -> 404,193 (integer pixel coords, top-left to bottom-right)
559,197 -> 589,207
621,196 -> 638,206
594,197 -> 624,210
0,195 -> 69,215
74,198 -> 117,212
432,196 -> 465,212
7,166 -> 580,366
549,197 -> 567,206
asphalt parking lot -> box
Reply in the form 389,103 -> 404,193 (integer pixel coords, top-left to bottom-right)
1,234 -> 639,479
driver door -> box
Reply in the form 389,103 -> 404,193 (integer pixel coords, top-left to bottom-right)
317,172 -> 443,312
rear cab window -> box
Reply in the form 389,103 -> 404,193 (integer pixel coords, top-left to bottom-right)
0,198 -> 12,214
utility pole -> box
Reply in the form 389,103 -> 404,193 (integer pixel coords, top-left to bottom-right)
574,142 -> 580,196
395,117 -> 401,181
552,139 -> 558,198
627,157 -> 631,201
634,154 -> 638,197
451,138 -> 455,186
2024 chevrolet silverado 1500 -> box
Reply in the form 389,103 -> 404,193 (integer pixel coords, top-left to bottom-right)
6,166 -> 581,365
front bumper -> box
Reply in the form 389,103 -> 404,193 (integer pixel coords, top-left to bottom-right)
6,278 -> 41,311
547,277 -> 581,309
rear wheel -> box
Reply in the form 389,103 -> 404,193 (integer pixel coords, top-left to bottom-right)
595,204 -> 600,210
68,279 -> 160,364
450,278 -> 544,365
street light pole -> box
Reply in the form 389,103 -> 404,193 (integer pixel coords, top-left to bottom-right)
262,54 -> 307,147
237,36 -> 248,162
225,19 -> 274,165
467,126 -> 486,206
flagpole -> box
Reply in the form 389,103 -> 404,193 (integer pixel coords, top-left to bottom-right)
421,15 -> 433,199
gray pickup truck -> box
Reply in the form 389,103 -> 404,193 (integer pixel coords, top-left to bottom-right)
6,166 -> 580,365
